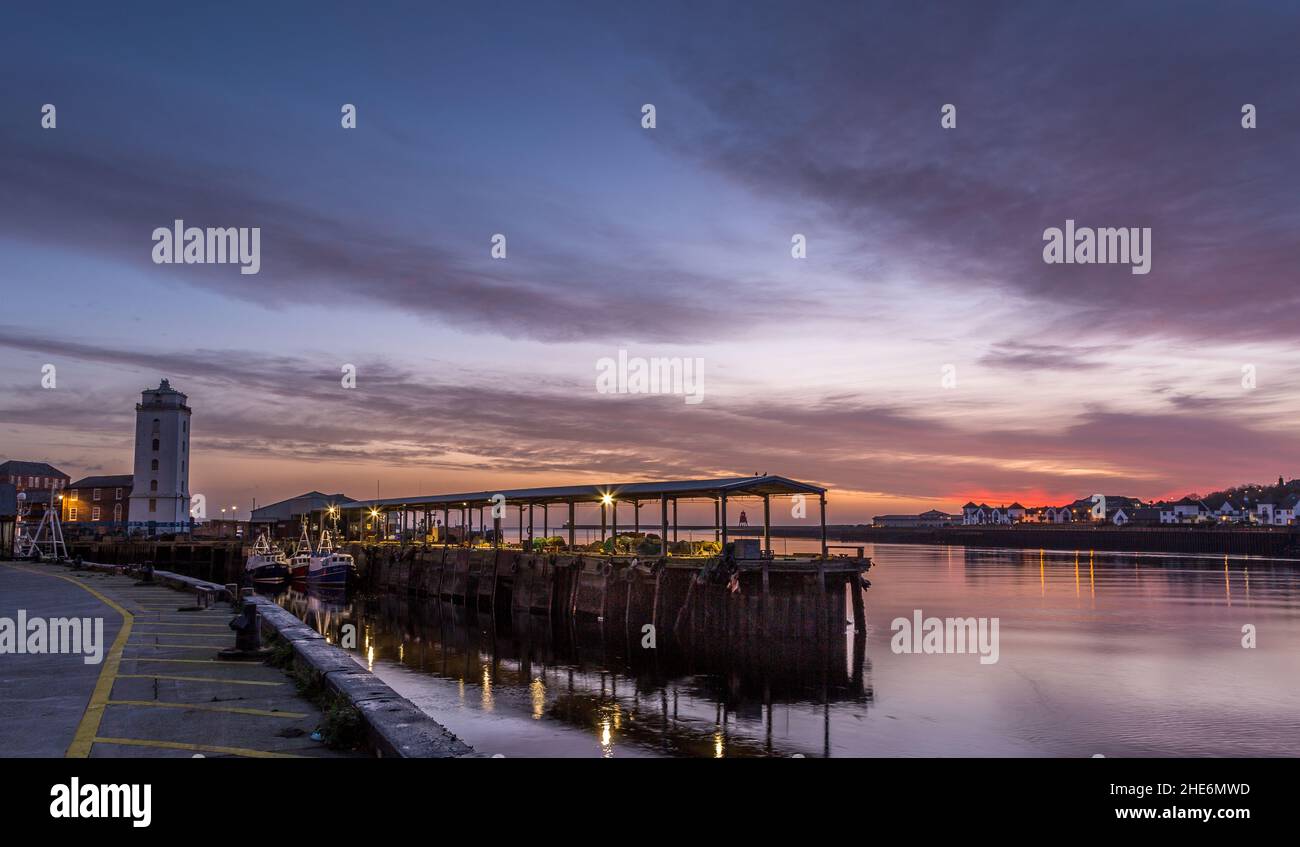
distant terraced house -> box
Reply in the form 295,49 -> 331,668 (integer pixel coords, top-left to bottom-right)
964,495 -> 1145,526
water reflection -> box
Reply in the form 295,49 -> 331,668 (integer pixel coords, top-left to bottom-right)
273,543 -> 1300,757
277,580 -> 873,758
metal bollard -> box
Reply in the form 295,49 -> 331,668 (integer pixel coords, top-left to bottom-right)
230,599 -> 262,651
219,598 -> 271,661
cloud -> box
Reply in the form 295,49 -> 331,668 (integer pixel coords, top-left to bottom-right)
625,1 -> 1300,343
979,342 -> 1112,372
0,135 -> 809,344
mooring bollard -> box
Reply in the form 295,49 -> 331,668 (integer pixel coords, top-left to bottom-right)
133,563 -> 156,587
219,598 -> 271,660
232,599 -> 261,651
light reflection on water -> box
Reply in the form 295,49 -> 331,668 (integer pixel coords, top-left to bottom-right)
276,543 -> 1300,757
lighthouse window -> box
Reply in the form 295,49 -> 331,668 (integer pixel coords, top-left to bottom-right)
152,419 -> 160,434
150,480 -> 158,492
149,499 -> 156,512
152,439 -> 159,451
151,459 -> 158,471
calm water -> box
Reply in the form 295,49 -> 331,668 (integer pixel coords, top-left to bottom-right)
277,542 -> 1300,757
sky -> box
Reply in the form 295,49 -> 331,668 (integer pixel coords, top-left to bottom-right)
1,1 -> 1299,523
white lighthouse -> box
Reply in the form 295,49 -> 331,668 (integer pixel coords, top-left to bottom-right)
129,379 -> 193,535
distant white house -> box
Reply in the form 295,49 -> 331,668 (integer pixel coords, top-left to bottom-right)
1215,499 -> 1244,521
1256,493 -> 1300,526
1171,497 -> 1209,523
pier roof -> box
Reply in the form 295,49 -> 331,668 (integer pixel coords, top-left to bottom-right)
343,475 -> 824,511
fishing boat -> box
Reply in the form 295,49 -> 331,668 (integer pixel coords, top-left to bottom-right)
289,521 -> 313,581
307,527 -> 357,587
245,531 -> 289,585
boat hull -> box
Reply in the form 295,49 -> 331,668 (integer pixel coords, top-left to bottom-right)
307,564 -> 353,587
247,562 -> 289,584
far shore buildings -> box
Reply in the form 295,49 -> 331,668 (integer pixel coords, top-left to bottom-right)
942,488 -> 1300,528
872,509 -> 961,528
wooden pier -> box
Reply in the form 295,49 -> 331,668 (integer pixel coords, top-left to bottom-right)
356,544 -> 871,640
332,476 -> 873,639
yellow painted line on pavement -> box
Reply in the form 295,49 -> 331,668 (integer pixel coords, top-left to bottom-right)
128,631 -> 229,639
125,643 -> 224,650
121,657 -> 223,665
106,700 -> 308,719
117,673 -> 283,686
133,622 -> 229,628
0,564 -> 133,758
92,737 -> 303,758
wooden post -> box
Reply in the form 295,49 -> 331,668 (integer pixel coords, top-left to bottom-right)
714,499 -> 720,542
819,494 -> 828,558
762,494 -> 771,555
659,495 -> 669,557
568,501 -> 576,549
720,493 -> 728,550
527,503 -> 534,549
633,500 -> 639,534
612,500 -> 618,543
850,574 -> 866,633
672,499 -> 678,543
543,503 -> 548,541
600,501 -> 607,541
518,505 -> 524,548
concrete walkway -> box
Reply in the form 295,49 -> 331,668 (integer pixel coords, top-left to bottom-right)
0,562 -> 361,758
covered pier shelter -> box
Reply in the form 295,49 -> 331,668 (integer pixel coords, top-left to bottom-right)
339,475 -> 831,557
